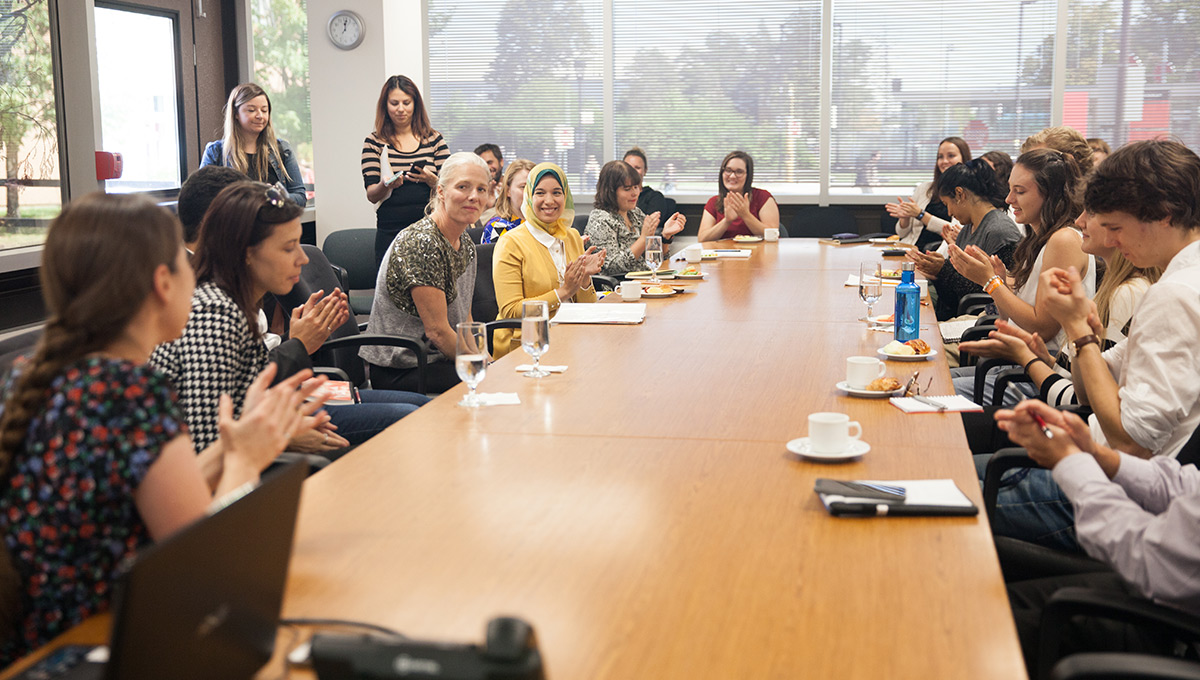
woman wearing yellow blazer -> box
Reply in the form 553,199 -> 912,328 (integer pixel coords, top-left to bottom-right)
492,162 -> 606,357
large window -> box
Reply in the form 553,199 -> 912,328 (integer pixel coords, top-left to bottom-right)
252,0 -> 314,202
426,0 -> 1200,201
1064,0 -> 1200,151
95,5 -> 185,193
0,0 -> 61,251
612,1 -> 822,196
428,0 -> 604,191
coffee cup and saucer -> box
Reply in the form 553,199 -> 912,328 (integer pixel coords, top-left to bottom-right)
787,412 -> 870,462
836,356 -> 903,398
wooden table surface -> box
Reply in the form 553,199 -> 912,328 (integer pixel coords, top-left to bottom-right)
2,239 -> 1026,679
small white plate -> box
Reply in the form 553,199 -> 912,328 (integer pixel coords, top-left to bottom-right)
836,381 -> 905,398
626,271 -> 676,280
786,437 -> 871,462
733,235 -> 763,243
675,272 -> 706,280
701,252 -> 719,260
641,287 -> 682,298
877,347 -> 938,362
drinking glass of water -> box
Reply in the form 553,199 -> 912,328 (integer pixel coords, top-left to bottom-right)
455,321 -> 488,407
521,300 -> 551,378
644,235 -> 664,285
859,261 -> 883,322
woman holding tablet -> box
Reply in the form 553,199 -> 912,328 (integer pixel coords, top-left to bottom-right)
362,75 -> 451,268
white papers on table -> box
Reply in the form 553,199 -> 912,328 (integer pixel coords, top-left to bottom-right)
939,319 -> 979,343
889,395 -> 983,413
702,249 -> 753,258
514,364 -> 568,373
475,392 -> 521,406
551,303 -> 646,324
844,274 -> 900,287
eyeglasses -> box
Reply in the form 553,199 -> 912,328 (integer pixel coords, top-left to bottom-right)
264,182 -> 287,208
722,168 -> 746,177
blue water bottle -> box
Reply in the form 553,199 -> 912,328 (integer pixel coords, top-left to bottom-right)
894,261 -> 920,342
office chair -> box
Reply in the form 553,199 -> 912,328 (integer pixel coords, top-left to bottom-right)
1051,653 -> 1200,679
958,292 -> 994,316
472,243 -> 499,324
322,228 -> 378,316
484,319 -> 521,356
466,226 -> 486,245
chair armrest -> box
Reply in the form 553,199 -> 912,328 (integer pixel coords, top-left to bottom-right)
1040,587 -> 1200,678
313,367 -> 351,382
329,263 -> 349,292
319,334 -> 429,394
974,357 -> 1017,404
990,365 -> 1032,407
993,536 -> 1111,583
983,447 -> 1040,522
1052,653 -> 1200,680
484,319 -> 521,356
977,314 -> 999,327
358,321 -> 369,332
591,274 -> 619,292
959,324 -> 997,367
958,292 -> 993,316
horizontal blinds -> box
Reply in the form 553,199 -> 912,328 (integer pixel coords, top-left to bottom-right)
427,0 -> 604,191
829,0 -> 1058,195
1064,0 -> 1200,151
610,1 -> 822,197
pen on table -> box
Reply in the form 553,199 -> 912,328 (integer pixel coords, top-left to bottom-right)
911,395 -> 946,412
1031,412 -> 1054,439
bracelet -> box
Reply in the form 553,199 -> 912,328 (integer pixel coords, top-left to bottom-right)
1072,334 -> 1100,353
916,209 -> 926,221
983,276 -> 1003,294
1023,357 -> 1044,373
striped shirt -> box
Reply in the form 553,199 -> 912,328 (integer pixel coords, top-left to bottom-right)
361,131 -> 451,228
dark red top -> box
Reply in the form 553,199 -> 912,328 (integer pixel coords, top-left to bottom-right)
703,188 -> 774,238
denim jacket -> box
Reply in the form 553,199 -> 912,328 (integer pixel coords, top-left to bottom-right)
200,138 -> 307,207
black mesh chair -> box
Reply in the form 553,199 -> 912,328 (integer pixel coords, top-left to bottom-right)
1051,653 -> 1200,679
466,226 -> 486,245
322,228 -> 378,316
484,319 -> 521,356
472,243 -> 499,324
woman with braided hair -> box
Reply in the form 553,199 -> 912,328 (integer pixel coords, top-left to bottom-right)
0,193 -> 322,663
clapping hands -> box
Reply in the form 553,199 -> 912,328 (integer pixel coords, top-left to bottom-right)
725,192 -> 749,220
885,196 -> 921,220
290,289 -> 351,354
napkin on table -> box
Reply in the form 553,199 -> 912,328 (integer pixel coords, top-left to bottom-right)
474,393 -> 521,406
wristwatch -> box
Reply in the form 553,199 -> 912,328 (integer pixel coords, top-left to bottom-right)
1072,334 -> 1100,353
916,209 -> 926,221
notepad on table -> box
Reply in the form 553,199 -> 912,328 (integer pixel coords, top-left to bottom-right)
815,478 -> 978,517
552,303 -> 646,324
889,395 -> 983,413
939,319 -> 980,343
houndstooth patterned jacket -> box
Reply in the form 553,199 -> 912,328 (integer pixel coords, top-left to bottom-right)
150,282 -> 268,450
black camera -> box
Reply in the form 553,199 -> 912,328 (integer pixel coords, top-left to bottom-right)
311,616 -> 545,680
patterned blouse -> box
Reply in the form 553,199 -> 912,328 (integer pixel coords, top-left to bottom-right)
0,356 -> 185,663
583,207 -> 649,277
151,282 -> 268,450
482,215 -> 522,244
360,217 -> 477,369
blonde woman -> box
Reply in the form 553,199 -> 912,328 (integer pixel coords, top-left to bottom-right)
201,83 -> 306,206
482,159 -> 535,244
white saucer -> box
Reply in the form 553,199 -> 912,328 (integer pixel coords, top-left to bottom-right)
878,347 -> 938,362
836,381 -> 904,398
786,437 -> 870,461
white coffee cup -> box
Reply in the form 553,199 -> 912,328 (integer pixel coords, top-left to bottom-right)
917,279 -> 929,300
846,356 -> 886,389
684,245 -> 703,263
619,280 -> 642,301
764,228 -> 780,242
808,412 -> 863,454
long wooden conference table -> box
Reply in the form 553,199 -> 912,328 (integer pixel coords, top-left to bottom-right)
5,238 -> 1027,678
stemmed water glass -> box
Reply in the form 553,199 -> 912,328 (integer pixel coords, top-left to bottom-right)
858,261 -> 883,322
644,235 -> 664,285
521,300 -> 551,378
455,322 -> 488,407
